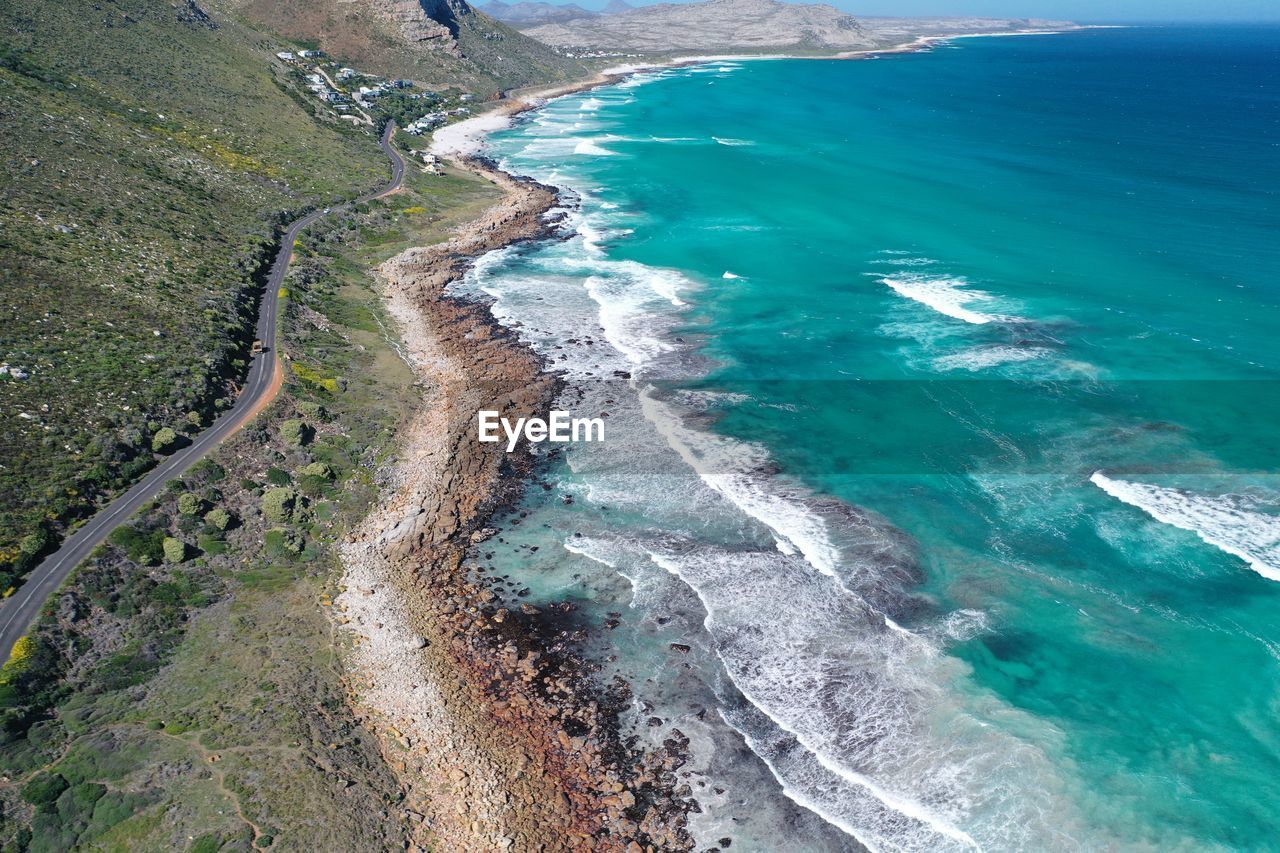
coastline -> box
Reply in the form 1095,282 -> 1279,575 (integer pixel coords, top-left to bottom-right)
334,155 -> 694,849
336,26 -> 1089,849
432,25 -> 1090,158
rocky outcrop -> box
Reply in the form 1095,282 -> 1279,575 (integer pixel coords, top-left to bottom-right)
370,0 -> 464,56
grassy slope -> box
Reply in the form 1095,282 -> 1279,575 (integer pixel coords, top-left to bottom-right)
0,0 -> 386,589
224,0 -> 586,94
0,162 -> 504,851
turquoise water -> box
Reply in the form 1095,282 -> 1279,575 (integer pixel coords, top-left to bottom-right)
459,26 -> 1280,850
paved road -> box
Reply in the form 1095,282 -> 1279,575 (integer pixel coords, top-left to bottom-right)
0,124 -> 407,662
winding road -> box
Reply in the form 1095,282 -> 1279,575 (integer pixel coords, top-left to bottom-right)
0,124 -> 407,662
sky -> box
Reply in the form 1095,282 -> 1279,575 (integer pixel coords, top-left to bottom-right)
560,0 -> 1280,21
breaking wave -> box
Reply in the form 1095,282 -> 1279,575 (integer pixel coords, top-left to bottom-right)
1091,472 -> 1280,581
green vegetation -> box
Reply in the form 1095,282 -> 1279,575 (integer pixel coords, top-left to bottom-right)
150,428 -> 180,455
0,0 -> 387,593
261,487 -> 298,523
279,418 -> 311,447
107,525 -> 166,566
162,537 -> 188,564
0,130 -> 502,851
205,507 -> 233,531
177,492 -> 205,516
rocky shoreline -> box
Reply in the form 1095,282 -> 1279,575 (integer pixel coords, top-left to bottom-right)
333,150 -> 695,851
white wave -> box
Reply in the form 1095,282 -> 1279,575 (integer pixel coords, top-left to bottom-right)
713,136 -> 753,146
933,346 -> 1050,372
1091,472 -> 1280,581
584,276 -> 674,366
722,271 -> 741,280
640,387 -> 841,576
644,543 -> 1083,852
580,97 -> 603,111
574,138 -> 617,156
871,256 -> 938,267
882,274 -> 1012,325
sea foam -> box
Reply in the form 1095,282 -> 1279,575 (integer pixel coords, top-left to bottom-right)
882,274 -> 1006,325
1091,472 -> 1280,581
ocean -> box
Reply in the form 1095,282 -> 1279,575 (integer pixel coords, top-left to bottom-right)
452,25 -> 1280,850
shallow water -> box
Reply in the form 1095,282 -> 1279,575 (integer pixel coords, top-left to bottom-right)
454,25 -> 1280,850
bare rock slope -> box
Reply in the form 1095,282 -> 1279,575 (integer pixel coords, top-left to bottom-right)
226,0 -> 585,91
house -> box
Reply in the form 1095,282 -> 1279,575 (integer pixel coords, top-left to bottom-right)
405,112 -> 447,135
276,51 -> 296,61
299,49 -> 323,58
393,79 -> 413,89
459,93 -> 474,102
337,67 -> 356,81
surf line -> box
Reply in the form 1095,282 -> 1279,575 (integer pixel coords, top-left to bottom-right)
478,410 -> 605,452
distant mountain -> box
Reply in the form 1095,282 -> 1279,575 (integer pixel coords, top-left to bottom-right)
601,0 -> 633,12
227,0 -> 587,92
521,0 -> 876,52
519,0 -> 1077,54
479,0 -> 598,25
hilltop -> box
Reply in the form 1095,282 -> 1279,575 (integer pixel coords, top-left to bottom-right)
479,0 -> 601,26
220,0 -> 587,93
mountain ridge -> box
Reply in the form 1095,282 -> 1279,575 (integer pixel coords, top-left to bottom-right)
519,0 -> 1077,54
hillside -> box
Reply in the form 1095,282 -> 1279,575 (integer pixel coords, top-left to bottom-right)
521,0 -> 877,52
520,0 -> 1077,53
0,0 -> 388,592
223,0 -> 588,94
478,0 -> 600,26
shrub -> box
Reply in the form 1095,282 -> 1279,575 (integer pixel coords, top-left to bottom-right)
262,488 -> 297,523
297,462 -> 333,480
265,467 -> 291,486
297,401 -> 327,421
177,492 -> 204,516
280,419 -> 311,447
62,781 -> 106,818
18,528 -> 49,557
162,537 -> 187,564
204,507 -> 232,531
191,459 -> 226,482
266,528 -> 304,556
20,773 -> 68,812
151,427 -> 179,454
1,635 -> 35,684
109,526 -> 165,565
